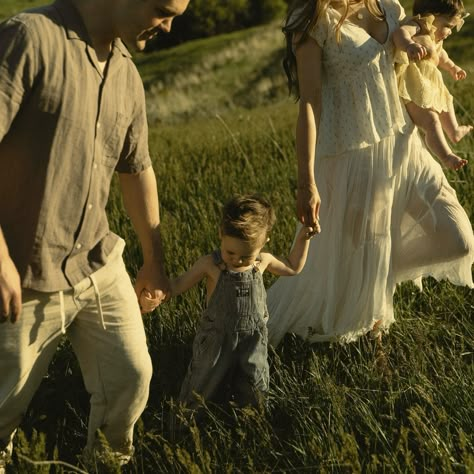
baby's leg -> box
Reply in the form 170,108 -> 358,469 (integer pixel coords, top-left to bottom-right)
405,102 -> 467,170
439,103 -> 473,143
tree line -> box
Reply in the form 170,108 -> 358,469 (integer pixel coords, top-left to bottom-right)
146,0 -> 290,50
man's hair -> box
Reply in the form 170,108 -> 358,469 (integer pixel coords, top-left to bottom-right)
413,0 -> 465,17
220,194 -> 276,244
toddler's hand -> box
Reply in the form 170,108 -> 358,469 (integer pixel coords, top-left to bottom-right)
406,42 -> 426,61
302,220 -> 320,240
450,66 -> 467,81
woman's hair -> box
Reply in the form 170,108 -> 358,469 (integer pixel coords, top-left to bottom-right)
283,0 -> 385,98
220,194 -> 276,245
412,0 -> 465,17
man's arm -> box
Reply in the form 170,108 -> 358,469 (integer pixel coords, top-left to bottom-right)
0,227 -> 22,322
118,166 -> 170,312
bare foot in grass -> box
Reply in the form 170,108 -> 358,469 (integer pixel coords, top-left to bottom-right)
439,153 -> 468,171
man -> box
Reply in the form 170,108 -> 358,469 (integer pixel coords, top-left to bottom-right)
0,0 -> 190,468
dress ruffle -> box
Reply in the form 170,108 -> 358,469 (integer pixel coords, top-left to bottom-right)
309,7 -> 408,157
396,58 -> 453,112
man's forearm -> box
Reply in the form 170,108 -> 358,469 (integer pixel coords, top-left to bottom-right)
118,166 -> 165,265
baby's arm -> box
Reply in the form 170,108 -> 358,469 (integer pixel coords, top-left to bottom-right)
263,225 -> 314,277
393,22 -> 427,61
438,48 -> 467,80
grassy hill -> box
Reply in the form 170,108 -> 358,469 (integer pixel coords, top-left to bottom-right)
1,2 -> 474,473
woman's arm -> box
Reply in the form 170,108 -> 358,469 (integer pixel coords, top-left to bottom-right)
264,226 -> 314,276
294,34 -> 323,228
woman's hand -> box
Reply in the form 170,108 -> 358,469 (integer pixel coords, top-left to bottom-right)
297,184 -> 321,232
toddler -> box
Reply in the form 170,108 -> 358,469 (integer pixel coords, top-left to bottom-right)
152,194 -> 317,410
393,0 -> 471,170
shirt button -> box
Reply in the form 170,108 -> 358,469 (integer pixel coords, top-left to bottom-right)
87,204 -> 93,210
76,243 -> 82,250
96,122 -> 101,129
93,163 -> 98,169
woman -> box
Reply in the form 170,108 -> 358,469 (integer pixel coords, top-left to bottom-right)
267,0 -> 474,344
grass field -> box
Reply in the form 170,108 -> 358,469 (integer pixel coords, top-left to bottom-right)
2,1 -> 474,473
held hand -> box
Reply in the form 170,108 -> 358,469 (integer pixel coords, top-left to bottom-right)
297,184 -> 321,233
134,261 -> 170,314
406,42 -> 427,62
297,225 -> 319,240
0,256 -> 22,323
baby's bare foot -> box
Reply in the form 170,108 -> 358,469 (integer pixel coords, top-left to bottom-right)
450,125 -> 473,143
440,153 -> 468,171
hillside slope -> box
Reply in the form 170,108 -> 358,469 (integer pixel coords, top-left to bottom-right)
135,22 -> 289,124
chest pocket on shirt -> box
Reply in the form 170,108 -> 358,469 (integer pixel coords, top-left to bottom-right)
98,112 -> 130,168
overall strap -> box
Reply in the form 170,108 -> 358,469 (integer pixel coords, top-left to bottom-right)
212,249 -> 227,271
252,254 -> 263,273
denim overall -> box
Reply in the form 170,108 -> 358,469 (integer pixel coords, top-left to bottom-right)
179,250 -> 270,408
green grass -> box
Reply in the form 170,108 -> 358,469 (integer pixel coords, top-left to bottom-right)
3,2 -> 474,473
0,0 -> 46,19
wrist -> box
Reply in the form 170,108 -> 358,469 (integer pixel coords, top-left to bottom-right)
297,182 -> 317,190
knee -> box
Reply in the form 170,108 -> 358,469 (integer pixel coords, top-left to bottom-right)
445,227 -> 473,259
119,354 -> 153,401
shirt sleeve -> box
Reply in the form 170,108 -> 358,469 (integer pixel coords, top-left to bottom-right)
308,11 -> 330,48
0,18 -> 37,142
115,73 -> 152,174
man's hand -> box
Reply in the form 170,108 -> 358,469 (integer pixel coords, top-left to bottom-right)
134,261 -> 170,314
0,255 -> 22,323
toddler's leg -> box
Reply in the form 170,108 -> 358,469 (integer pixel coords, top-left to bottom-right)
234,324 -> 269,408
439,103 -> 473,143
405,102 -> 467,170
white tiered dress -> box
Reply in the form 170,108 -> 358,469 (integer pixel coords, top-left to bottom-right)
267,0 -> 474,345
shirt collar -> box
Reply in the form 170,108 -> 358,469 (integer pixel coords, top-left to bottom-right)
53,0 -> 132,58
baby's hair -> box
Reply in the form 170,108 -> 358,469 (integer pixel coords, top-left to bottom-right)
413,0 -> 465,17
221,194 -> 276,245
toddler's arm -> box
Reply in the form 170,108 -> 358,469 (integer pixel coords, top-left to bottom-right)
393,23 -> 427,61
139,255 -> 210,311
263,225 -> 315,276
169,255 -> 212,297
438,48 -> 467,80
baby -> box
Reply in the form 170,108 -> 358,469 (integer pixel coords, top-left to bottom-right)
393,0 -> 471,170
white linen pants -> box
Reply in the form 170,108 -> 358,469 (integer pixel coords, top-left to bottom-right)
0,240 -> 152,455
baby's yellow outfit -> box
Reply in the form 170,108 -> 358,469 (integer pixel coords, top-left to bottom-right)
395,15 -> 452,113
